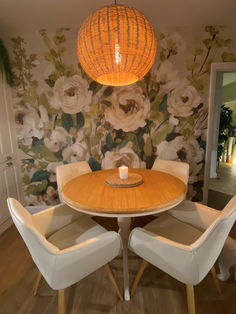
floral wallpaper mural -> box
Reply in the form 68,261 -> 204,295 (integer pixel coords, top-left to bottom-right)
10,26 -> 236,206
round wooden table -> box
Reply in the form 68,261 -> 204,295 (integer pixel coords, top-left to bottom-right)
61,168 -> 186,300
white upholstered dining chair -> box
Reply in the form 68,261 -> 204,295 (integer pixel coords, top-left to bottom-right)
129,196 -> 236,314
7,198 -> 123,314
56,161 -> 91,202
152,159 -> 189,185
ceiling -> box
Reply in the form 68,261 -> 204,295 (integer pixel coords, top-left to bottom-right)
1,0 -> 236,37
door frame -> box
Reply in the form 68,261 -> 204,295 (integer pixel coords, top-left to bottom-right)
203,62 -> 236,204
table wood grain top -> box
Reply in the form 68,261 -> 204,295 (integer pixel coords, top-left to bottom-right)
61,168 -> 186,216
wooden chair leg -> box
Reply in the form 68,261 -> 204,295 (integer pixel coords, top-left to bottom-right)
33,270 -> 42,296
131,259 -> 148,297
211,266 -> 222,295
58,289 -> 65,314
104,263 -> 123,301
186,285 -> 195,314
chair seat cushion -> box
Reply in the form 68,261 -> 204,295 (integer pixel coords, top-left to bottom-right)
144,213 -> 203,245
47,215 -> 106,250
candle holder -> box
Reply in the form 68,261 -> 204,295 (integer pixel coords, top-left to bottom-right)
106,168 -> 143,188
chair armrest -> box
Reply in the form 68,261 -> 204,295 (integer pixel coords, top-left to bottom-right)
169,200 -> 220,230
59,231 -> 121,254
32,203 -> 84,237
129,227 -> 202,285
48,231 -> 122,290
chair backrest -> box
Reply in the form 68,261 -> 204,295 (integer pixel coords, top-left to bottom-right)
7,198 -> 58,282
152,159 -> 189,185
56,161 -> 91,191
192,195 -> 236,283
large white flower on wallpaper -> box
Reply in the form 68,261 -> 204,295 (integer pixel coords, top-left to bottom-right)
46,162 -> 64,182
102,147 -> 146,169
156,136 -> 204,183
62,141 -> 89,163
153,60 -> 180,93
167,84 -> 201,117
51,75 -> 92,114
161,32 -> 186,54
43,186 -> 59,205
14,104 -> 47,146
104,85 -> 150,132
44,127 -> 70,152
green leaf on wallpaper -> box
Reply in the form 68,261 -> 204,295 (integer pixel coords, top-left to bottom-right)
101,100 -> 112,107
192,103 -> 203,114
149,88 -> 158,102
205,26 -> 219,36
18,142 -> 30,154
39,146 -> 58,162
160,50 -> 166,61
166,132 -> 181,142
31,141 -> 58,162
186,59 -> 200,71
26,180 -> 48,196
118,138 -> 129,149
23,86 -> 37,104
89,81 -> 103,95
45,72 -> 59,87
144,71 -> 151,86
136,129 -> 145,151
221,52 -> 236,62
143,137 -> 153,156
31,170 -> 50,182
76,112 -> 85,129
65,64 -> 75,76
42,35 -> 51,49
90,135 -> 99,147
152,122 -> 169,146
106,133 -> 116,150
55,63 -> 65,73
193,79 -> 206,94
224,39 -> 232,47
88,157 -> 101,171
159,94 -> 168,112
22,174 -> 31,185
50,48 -> 58,58
126,133 -> 139,153
182,128 -> 192,139
62,113 -> 73,132
101,144 -> 109,156
102,86 -> 114,98
53,34 -> 66,46
44,52 -> 54,62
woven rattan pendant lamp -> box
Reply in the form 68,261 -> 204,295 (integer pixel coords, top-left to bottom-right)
77,1 -> 157,86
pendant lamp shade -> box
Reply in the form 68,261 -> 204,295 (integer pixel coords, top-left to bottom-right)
77,4 -> 157,86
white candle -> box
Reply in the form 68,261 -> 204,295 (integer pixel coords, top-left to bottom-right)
119,165 -> 128,179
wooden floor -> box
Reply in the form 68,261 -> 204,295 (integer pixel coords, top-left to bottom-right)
0,224 -> 236,314
209,162 -> 236,196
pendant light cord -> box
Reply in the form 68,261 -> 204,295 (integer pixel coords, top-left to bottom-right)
114,0 -> 117,4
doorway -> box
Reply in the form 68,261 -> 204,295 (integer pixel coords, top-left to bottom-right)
203,62 -> 236,209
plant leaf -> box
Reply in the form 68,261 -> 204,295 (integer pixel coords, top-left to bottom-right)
88,157 -> 101,171
159,94 -> 168,112
62,113 -> 73,132
31,170 -> 50,182
76,112 -> 85,129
